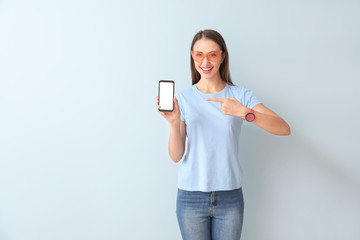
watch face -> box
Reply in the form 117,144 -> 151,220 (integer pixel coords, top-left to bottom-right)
245,113 -> 255,122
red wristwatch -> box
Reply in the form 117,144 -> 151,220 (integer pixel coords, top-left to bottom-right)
245,108 -> 255,122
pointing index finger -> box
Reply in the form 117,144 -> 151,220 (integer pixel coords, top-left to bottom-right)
206,97 -> 225,103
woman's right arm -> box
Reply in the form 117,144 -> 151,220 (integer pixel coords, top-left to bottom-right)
168,120 -> 186,163
156,96 -> 186,163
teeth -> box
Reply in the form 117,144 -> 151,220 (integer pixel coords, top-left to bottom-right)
202,68 -> 212,71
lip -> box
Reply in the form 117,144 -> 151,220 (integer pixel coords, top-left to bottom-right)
201,67 -> 213,74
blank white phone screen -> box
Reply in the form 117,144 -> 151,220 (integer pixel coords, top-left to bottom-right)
159,81 -> 174,111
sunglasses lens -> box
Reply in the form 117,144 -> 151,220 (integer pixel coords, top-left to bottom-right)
208,52 -> 220,61
193,52 -> 204,62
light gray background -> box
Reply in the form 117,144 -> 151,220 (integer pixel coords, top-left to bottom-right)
1,0 -> 359,239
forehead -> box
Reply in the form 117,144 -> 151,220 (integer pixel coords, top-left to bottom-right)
193,38 -> 221,52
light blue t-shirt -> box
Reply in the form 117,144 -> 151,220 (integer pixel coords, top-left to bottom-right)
175,83 -> 261,192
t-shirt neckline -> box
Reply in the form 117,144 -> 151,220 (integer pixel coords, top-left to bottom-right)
192,83 -> 229,97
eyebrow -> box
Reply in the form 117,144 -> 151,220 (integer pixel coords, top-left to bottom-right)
193,50 -> 221,52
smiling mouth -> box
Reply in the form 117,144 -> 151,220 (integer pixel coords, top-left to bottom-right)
201,67 -> 213,73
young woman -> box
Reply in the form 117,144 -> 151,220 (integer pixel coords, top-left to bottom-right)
156,29 -> 290,240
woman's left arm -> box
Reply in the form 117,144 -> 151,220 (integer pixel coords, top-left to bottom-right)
251,103 -> 291,136
206,98 -> 291,136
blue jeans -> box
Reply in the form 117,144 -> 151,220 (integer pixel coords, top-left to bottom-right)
176,187 -> 244,240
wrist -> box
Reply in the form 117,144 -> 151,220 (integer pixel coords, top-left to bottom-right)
239,107 -> 250,119
169,119 -> 181,126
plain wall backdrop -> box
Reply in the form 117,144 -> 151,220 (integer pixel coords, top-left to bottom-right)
1,0 -> 359,239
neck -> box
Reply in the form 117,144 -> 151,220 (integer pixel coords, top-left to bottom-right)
196,76 -> 226,94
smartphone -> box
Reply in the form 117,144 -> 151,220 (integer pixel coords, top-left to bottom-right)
158,80 -> 175,112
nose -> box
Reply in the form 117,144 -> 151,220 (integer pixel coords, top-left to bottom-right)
201,55 -> 211,65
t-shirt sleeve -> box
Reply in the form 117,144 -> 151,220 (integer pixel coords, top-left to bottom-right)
175,92 -> 186,122
242,87 -> 261,108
